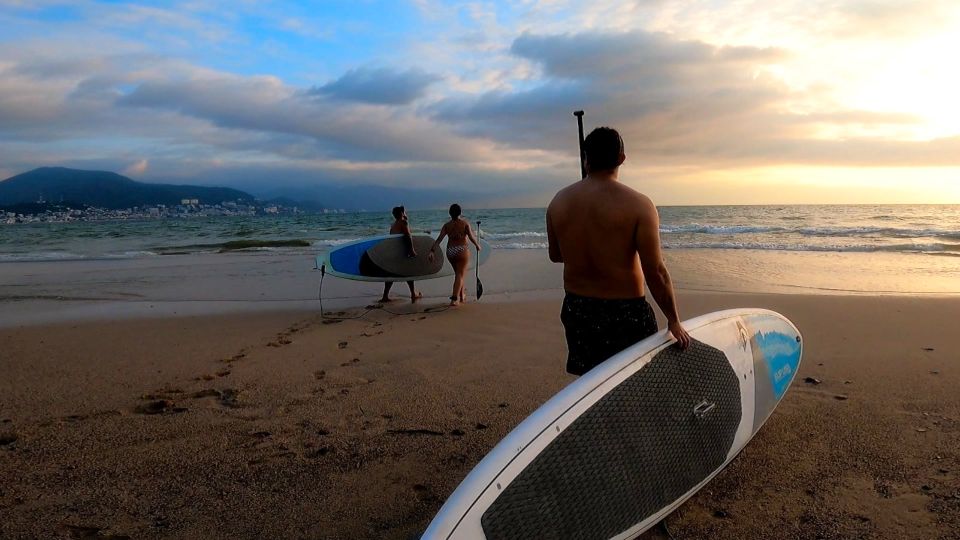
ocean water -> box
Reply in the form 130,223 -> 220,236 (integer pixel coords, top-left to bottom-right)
2,205 -> 959,309
2,205 -> 958,261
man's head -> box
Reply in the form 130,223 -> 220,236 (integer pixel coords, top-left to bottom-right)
449,203 -> 462,219
392,205 -> 405,220
583,127 -> 625,173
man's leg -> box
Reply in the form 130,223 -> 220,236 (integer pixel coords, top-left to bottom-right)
380,282 -> 393,302
407,281 -> 421,302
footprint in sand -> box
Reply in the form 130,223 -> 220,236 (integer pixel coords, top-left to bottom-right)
443,453 -> 468,467
60,524 -> 131,540
243,432 -> 303,465
0,431 -> 17,447
186,388 -> 242,408
267,336 -> 294,347
141,388 -> 185,400
135,400 -> 187,415
412,483 -> 439,503
222,351 -> 247,363
305,446 -> 334,459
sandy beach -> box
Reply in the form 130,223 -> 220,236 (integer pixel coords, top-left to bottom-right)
1,284 -> 958,539
5,0 -> 960,536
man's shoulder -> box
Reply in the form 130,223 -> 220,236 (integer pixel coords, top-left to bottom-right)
605,180 -> 646,200
547,182 -> 579,212
551,181 -> 579,199
607,182 -> 654,211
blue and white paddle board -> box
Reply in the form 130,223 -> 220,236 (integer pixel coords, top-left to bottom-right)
423,308 -> 802,539
317,234 -> 491,283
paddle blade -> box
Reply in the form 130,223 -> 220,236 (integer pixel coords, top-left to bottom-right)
476,277 -> 483,300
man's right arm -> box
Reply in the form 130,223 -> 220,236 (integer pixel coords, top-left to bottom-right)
635,198 -> 690,349
546,202 -> 563,263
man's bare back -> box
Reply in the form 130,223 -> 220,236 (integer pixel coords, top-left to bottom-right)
547,126 -> 689,376
547,179 -> 655,299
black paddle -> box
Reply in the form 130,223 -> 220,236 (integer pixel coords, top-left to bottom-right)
475,220 -> 484,300
574,110 -> 586,178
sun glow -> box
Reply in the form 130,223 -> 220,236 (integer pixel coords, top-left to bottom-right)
637,166 -> 960,206
845,28 -> 960,140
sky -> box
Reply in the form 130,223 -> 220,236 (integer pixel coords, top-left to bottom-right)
1,0 -> 959,207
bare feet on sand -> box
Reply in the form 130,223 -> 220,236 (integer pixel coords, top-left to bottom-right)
411,292 -> 422,303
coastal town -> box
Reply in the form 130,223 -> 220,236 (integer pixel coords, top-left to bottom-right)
2,199 -> 346,224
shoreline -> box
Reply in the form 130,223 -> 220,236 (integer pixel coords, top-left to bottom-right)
3,247 -> 960,329
1,293 -> 958,538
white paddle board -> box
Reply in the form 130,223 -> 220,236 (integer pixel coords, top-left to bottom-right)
423,308 -> 802,539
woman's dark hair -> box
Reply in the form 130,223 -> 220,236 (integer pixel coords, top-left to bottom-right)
449,203 -> 462,218
583,127 -> 624,172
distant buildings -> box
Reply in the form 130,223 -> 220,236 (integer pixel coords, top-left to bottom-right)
0,200 -> 317,224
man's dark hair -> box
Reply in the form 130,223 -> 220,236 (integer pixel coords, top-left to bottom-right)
392,205 -> 404,219
583,127 -> 624,172
449,203 -> 462,218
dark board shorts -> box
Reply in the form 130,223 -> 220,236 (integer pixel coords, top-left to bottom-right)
561,292 -> 659,376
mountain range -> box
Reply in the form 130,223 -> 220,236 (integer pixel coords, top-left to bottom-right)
0,167 -> 255,209
0,167 -> 477,211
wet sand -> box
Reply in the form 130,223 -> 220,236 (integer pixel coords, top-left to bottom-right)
1,292 -> 958,539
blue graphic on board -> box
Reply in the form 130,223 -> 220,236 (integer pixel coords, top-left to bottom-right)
328,238 -> 380,275
756,331 -> 801,399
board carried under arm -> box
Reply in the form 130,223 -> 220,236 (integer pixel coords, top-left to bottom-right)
316,233 -> 492,283
422,308 -> 802,539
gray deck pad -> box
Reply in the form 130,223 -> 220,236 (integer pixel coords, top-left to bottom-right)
365,235 -> 443,277
480,340 -> 742,540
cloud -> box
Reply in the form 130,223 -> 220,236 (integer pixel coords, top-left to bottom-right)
123,158 -> 148,177
830,0 -> 960,39
308,67 -> 441,105
429,29 -> 960,169
118,74 -> 488,163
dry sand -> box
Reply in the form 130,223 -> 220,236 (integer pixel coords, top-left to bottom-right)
1,293 -> 959,539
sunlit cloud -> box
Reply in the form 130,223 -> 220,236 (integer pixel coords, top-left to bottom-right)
122,158 -> 148,177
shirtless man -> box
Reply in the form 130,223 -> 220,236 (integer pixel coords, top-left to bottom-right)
546,127 -> 691,376
380,206 -> 422,303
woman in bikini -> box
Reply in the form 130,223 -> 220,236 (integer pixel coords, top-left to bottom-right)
429,203 -> 481,306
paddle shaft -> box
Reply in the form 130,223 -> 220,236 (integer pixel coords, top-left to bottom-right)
574,110 -> 585,178
475,220 -> 483,300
